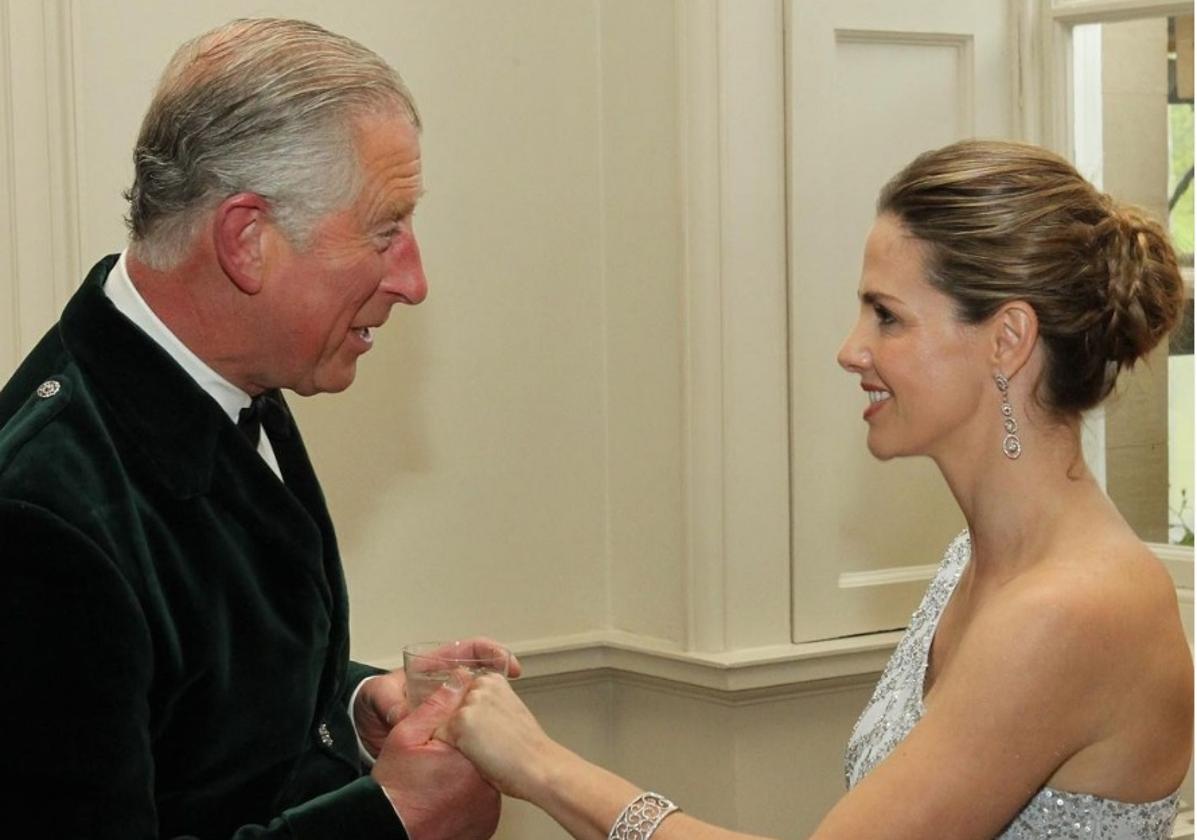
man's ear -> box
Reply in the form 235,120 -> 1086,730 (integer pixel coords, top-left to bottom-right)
213,193 -> 271,295
989,300 -> 1038,377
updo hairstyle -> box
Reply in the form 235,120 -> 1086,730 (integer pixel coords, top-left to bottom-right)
878,139 -> 1185,416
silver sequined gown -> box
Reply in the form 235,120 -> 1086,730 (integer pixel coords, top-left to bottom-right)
844,531 -> 1181,839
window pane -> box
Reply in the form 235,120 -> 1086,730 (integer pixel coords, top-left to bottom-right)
1074,17 -> 1194,547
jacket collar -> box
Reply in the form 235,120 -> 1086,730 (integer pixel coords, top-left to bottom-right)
60,255 -> 235,498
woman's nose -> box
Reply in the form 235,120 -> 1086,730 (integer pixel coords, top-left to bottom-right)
837,324 -> 869,373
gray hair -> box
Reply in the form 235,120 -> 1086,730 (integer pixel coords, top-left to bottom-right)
125,18 -> 420,269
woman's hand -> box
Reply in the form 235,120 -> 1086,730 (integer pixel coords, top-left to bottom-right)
355,638 -> 522,757
438,673 -> 565,802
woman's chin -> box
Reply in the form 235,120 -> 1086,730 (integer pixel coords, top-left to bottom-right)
865,431 -> 921,462
865,435 -> 899,461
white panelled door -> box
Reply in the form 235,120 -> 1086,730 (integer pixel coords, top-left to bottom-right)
788,0 -> 1015,642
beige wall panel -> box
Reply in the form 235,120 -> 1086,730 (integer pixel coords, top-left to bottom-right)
610,679 -> 873,836
598,0 -> 687,645
610,680 -> 739,827
1100,17 -> 1168,221
1100,16 -> 1171,544
731,685 -> 873,838
711,0 -> 793,651
1,0 -> 79,371
0,2 -> 15,377
1107,342 -> 1172,543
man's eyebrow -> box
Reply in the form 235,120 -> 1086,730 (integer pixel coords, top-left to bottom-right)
373,194 -> 424,227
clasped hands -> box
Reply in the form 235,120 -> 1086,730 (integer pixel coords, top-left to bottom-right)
357,638 -> 550,840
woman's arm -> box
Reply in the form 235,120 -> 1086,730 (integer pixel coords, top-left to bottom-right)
441,674 -> 770,840
445,577 -> 1110,840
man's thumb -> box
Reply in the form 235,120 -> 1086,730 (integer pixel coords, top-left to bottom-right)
392,670 -> 470,748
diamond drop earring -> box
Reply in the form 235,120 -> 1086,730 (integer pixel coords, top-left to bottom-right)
994,373 -> 1021,460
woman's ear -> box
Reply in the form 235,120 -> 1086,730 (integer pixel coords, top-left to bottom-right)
213,193 -> 271,295
990,301 -> 1039,378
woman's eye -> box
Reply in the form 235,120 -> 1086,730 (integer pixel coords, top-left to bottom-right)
873,304 -> 896,325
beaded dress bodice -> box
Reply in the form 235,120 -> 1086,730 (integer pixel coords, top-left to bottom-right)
843,532 -> 1181,839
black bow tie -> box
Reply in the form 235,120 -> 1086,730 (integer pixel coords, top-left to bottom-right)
236,390 -> 292,447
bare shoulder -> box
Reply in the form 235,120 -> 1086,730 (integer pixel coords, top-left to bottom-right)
838,532 -> 1187,836
956,531 -> 1187,715
1012,529 -> 1193,796
1032,530 -> 1184,643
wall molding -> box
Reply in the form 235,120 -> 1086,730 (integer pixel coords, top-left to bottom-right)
837,563 -> 939,589
42,0 -> 81,314
677,0 -> 727,653
834,29 -> 976,136
0,0 -> 81,373
371,628 -> 902,696
0,1 -> 19,376
514,664 -> 879,708
1156,543 -> 1195,590
676,0 -> 792,654
1013,0 -> 1194,150
1050,0 -> 1194,25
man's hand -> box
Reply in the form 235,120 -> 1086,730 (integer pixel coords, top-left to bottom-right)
354,671 -> 407,758
355,638 -> 522,757
371,673 -> 501,840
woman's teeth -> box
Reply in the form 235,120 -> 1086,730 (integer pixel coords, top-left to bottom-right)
868,390 -> 892,404
356,327 -> 374,342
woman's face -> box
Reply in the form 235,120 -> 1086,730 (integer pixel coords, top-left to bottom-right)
837,214 -> 991,462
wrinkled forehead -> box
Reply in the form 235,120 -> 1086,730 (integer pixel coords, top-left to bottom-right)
348,113 -> 425,222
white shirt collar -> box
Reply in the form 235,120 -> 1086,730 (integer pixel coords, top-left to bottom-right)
102,250 -> 284,480
102,250 -> 251,425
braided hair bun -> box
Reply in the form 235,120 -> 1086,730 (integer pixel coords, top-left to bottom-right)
1092,204 -> 1183,367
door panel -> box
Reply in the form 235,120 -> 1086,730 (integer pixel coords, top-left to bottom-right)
788,0 -> 1014,642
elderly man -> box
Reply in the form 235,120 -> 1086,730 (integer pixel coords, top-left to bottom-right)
0,18 -> 504,839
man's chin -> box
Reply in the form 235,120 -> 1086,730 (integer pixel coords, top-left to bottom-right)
293,369 -> 357,397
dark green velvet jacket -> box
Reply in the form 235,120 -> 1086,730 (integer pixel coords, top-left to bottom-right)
0,256 -> 406,839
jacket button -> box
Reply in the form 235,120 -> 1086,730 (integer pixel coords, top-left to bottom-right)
317,722 -> 334,748
36,380 -> 60,399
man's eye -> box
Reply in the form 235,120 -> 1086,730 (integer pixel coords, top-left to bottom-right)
375,228 -> 400,250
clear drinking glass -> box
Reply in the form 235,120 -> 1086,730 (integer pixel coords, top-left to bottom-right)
402,640 -> 511,708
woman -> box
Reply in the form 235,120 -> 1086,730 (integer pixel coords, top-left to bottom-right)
440,140 -> 1194,839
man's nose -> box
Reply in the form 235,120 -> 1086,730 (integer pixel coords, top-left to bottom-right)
382,234 -> 428,305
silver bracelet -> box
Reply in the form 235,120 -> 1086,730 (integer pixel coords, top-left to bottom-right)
608,791 -> 680,840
